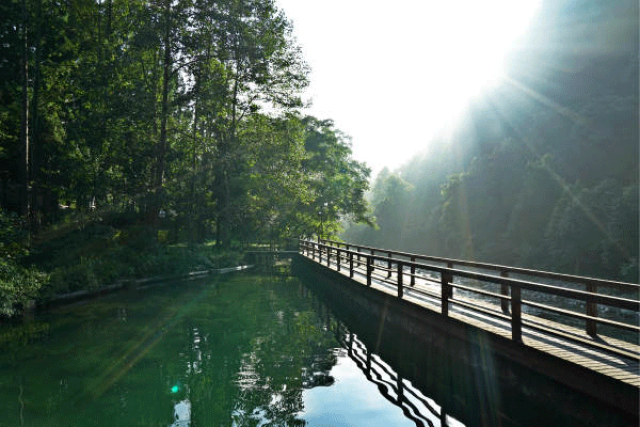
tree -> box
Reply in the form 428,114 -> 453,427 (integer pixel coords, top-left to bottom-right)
299,116 -> 372,239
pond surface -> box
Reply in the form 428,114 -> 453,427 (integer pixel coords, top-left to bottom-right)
0,271 -> 633,426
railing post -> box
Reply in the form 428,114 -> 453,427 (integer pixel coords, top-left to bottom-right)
337,248 -> 341,272
349,251 -> 354,278
366,256 -> 372,287
511,284 -> 522,342
370,249 -> 375,276
410,256 -> 416,287
345,244 -> 349,271
586,282 -> 597,336
397,261 -> 404,298
311,242 -> 316,261
441,270 -> 453,316
446,262 -> 454,299
387,252 -> 392,278
500,271 -> 510,314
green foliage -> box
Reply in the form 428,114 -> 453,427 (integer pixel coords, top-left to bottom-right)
0,258 -> 47,317
0,0 -> 373,313
0,209 -> 28,258
0,209 -> 47,316
299,116 -> 373,238
35,222 -> 243,300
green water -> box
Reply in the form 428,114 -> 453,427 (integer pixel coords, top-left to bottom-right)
0,274 -> 421,427
0,272 -> 634,427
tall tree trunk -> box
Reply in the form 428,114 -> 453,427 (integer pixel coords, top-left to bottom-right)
19,0 -> 30,219
30,0 -> 43,228
151,0 -> 172,224
217,45 -> 242,248
189,72 -> 200,246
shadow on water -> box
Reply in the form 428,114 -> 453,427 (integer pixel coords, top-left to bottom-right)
295,262 -> 637,427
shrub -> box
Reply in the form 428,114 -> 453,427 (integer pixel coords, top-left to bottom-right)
0,258 -> 47,317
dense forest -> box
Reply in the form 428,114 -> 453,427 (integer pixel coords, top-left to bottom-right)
0,0 -> 371,314
343,0 -> 639,283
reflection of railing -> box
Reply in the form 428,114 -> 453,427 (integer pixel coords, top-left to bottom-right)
299,239 -> 640,361
333,327 -> 459,427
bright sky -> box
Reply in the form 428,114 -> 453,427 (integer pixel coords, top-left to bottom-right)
276,0 -> 542,173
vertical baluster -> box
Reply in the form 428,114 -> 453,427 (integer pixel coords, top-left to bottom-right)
500,271 -> 510,314
441,270 -> 453,316
446,262 -> 454,299
397,261 -> 404,298
366,256 -> 372,287
337,248 -> 341,271
349,251 -> 354,278
387,252 -> 392,278
511,284 -> 522,342
410,256 -> 416,287
586,282 -> 598,336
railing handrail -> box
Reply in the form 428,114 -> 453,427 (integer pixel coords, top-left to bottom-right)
298,238 -> 640,358
317,238 -> 640,292
302,239 -> 639,310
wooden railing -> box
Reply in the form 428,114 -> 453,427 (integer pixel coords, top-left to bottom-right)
299,239 -> 640,360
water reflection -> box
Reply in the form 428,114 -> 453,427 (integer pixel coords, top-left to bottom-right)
0,273 -> 634,427
170,399 -> 191,427
300,270 -> 636,427
335,329 -> 463,427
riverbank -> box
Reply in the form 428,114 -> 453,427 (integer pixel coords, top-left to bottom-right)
0,215 -> 246,317
41,264 -> 254,309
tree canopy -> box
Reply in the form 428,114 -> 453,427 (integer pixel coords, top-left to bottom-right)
0,0 -> 371,248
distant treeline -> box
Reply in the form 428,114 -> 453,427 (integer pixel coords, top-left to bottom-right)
343,0 -> 638,282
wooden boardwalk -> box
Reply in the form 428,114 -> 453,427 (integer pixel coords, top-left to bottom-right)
299,247 -> 640,390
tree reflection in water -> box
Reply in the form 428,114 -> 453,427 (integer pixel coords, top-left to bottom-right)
1,273 -> 627,427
